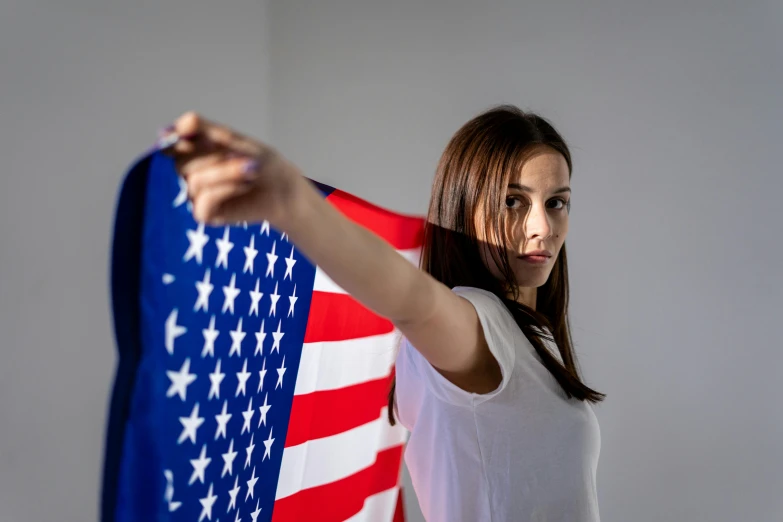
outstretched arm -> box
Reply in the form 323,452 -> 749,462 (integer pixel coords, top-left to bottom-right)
167,112 -> 500,391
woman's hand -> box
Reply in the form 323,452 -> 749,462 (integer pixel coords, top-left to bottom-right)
163,111 -> 306,229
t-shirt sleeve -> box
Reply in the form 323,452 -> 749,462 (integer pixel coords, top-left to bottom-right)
399,285 -> 517,407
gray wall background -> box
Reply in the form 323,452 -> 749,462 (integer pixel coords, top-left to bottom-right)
1,1 -> 781,521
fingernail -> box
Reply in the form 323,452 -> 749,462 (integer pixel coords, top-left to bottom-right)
242,159 -> 259,181
154,132 -> 180,151
157,125 -> 176,138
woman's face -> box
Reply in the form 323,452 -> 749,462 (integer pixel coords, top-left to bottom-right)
476,145 -> 571,295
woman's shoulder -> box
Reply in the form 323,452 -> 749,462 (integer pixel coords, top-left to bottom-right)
450,286 -> 513,322
450,285 -> 503,305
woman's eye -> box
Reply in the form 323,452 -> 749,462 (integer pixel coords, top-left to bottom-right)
505,197 -> 521,209
505,196 -> 570,211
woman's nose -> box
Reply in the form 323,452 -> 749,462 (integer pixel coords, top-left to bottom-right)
523,206 -> 552,239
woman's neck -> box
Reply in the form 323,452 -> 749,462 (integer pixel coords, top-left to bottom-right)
507,286 -> 537,310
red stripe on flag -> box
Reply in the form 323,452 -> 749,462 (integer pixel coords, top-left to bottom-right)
304,291 -> 394,343
272,445 -> 404,522
326,189 -> 425,250
285,374 -> 394,447
394,486 -> 406,522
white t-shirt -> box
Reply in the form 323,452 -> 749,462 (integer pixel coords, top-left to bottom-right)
394,286 -> 601,522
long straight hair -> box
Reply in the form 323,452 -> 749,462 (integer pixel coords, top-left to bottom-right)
388,105 -> 605,425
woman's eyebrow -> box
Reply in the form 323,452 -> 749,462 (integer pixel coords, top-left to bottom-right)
508,183 -> 571,194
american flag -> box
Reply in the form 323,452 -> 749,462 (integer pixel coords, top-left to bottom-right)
102,151 -> 424,522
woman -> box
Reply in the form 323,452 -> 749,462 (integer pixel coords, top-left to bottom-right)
163,105 -> 605,521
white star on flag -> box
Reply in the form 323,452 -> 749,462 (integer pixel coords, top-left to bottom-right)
241,397 -> 255,434
258,393 -> 271,428
166,358 -> 197,401
262,426 -> 275,461
214,400 -> 232,440
222,274 -> 240,314
194,268 -> 214,312
257,358 -> 267,393
288,284 -> 298,317
221,438 -> 238,478
271,320 -> 284,354
188,444 -> 211,485
243,234 -> 258,274
227,476 -> 241,512
251,499 -> 262,522
172,177 -> 188,208
254,319 -> 267,356
163,469 -> 182,512
245,467 -> 259,501
269,282 -> 280,317
284,246 -> 296,280
208,359 -> 225,400
249,278 -> 263,317
165,309 -> 187,355
201,315 -> 219,357
276,355 -> 287,390
235,359 -> 251,397
265,241 -> 278,278
197,483 -> 217,522
178,403 -> 204,444
215,227 -> 234,269
244,433 -> 255,469
183,223 -> 209,264
260,220 -> 270,236
228,317 -> 246,357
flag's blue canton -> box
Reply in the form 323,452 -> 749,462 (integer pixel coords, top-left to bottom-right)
108,152 -> 318,522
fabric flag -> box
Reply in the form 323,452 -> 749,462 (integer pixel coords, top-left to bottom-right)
102,151 -> 424,522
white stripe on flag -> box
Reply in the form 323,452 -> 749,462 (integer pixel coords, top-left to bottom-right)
275,409 -> 408,500
343,486 -> 401,522
294,332 -> 402,396
313,248 -> 421,294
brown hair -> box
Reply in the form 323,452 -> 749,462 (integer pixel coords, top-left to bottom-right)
388,105 -> 605,425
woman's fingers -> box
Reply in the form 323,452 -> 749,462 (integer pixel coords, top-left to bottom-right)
187,156 -> 257,200
151,112 -> 283,226
170,111 -> 262,158
191,180 -> 254,225
175,150 -> 233,180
